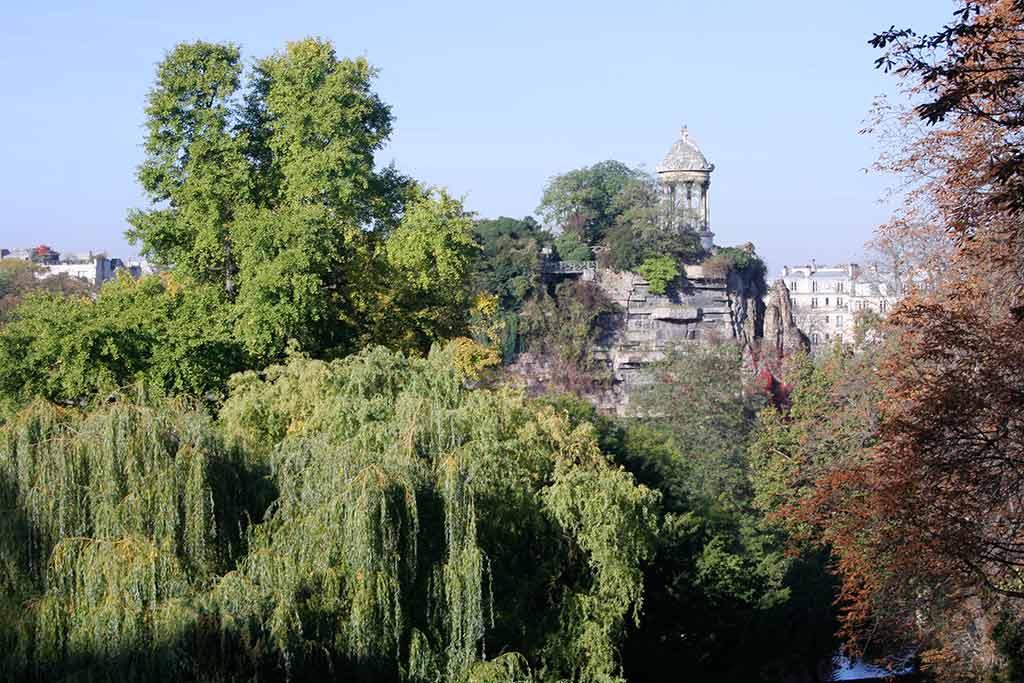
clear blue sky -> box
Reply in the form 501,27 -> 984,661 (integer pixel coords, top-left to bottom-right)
0,0 -> 951,274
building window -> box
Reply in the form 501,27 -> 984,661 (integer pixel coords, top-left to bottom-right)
811,298 -> 818,308
811,333 -> 820,345
825,297 -> 829,306
836,282 -> 844,293
836,316 -> 843,328
812,280 -> 818,293
880,300 -> 888,313
824,315 -> 830,324
789,281 -> 797,292
836,297 -> 843,308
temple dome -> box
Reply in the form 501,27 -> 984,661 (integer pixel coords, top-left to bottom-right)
656,126 -> 713,174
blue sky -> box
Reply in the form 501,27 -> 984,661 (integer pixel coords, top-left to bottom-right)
0,0 -> 951,274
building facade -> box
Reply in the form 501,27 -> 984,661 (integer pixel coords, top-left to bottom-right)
43,256 -> 120,286
1,246 -> 131,286
656,126 -> 716,251
779,262 -> 898,349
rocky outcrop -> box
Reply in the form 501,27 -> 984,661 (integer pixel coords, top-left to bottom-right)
507,266 -> 805,416
762,279 -> 809,360
589,265 -> 766,415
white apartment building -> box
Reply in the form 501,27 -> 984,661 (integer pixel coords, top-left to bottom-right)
43,254 -> 120,286
779,262 -> 898,350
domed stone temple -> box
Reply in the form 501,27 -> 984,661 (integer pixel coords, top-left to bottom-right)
656,126 -> 715,251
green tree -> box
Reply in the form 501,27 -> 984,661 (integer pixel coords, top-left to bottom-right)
553,230 -> 593,261
128,38 -> 415,364
537,160 -> 644,247
639,341 -> 762,502
379,188 -> 479,353
602,175 -> 702,272
632,343 -> 839,681
0,344 -> 660,681
471,216 -> 547,312
1,38 -> 485,413
0,396 -> 270,680
748,340 -> 887,649
539,393 -> 838,683
218,346 -> 658,682
127,41 -> 250,291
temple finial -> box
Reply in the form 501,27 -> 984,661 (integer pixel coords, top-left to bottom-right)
680,125 -> 689,140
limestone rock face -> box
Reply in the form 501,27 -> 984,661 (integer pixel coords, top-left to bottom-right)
588,266 -> 766,415
508,265 -> 794,416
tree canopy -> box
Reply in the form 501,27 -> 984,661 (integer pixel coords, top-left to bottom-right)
0,39 -> 481,413
1,345 -> 660,682
124,38 -> 472,366
536,161 -> 704,273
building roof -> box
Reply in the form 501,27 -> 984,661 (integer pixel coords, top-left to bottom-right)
656,126 -> 713,174
780,264 -> 855,280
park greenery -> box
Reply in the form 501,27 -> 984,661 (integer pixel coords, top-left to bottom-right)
537,160 -> 704,271
4,1 -> 1024,679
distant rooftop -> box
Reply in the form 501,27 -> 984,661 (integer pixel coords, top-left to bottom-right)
781,263 -> 858,279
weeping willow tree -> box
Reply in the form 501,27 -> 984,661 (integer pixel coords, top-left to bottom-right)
216,344 -> 658,682
0,396 -> 269,680
1,345 -> 656,681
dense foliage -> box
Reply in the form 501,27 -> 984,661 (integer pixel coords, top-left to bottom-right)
129,38 -> 476,363
1,346 -> 664,681
469,216 -> 547,313
0,273 -> 240,412
537,162 -> 703,271
629,343 -> 837,681
536,161 -> 644,248
519,280 -> 620,393
741,4 -> 1024,677
21,11 -> 1024,679
0,40 -> 478,412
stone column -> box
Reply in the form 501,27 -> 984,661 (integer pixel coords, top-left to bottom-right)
704,182 -> 710,229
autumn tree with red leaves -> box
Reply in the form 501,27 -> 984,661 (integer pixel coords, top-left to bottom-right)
754,1 -> 1024,677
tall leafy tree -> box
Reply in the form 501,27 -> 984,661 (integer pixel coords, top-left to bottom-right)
127,39 -> 426,364
602,174 -> 702,272
229,39 -> 402,360
378,188 -> 480,352
127,41 -> 251,291
537,160 -> 644,247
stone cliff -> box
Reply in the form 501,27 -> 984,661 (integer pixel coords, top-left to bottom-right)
506,264 -> 805,415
